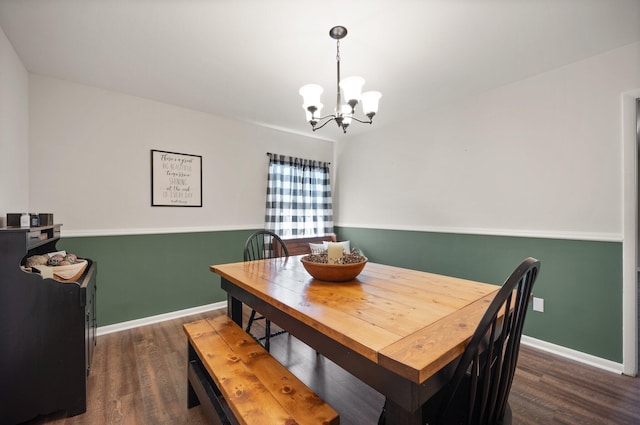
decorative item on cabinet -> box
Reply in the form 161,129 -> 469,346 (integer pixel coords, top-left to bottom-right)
6,212 -> 54,227
6,213 -> 24,227
0,224 -> 97,424
38,213 -> 54,226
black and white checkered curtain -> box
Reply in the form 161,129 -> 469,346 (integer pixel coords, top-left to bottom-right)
265,153 -> 333,238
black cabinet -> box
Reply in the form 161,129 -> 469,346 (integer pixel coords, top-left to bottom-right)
0,224 -> 97,424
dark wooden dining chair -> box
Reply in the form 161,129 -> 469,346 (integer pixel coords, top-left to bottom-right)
378,257 -> 540,425
243,230 -> 290,352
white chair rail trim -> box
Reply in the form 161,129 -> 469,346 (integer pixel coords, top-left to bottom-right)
335,223 -> 622,243
62,224 -> 262,238
62,223 -> 621,243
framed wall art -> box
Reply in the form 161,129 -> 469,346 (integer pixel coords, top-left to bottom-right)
151,149 -> 202,207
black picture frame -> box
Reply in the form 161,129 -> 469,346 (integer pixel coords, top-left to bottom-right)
151,149 -> 202,207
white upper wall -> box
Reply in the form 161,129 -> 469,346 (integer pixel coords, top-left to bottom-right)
9,27 -> 640,239
336,42 -> 640,240
0,24 -> 29,223
28,75 -> 333,234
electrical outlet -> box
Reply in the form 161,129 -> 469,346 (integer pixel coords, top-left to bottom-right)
533,297 -> 544,312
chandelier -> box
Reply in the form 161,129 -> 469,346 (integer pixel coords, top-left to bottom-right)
299,26 -> 382,134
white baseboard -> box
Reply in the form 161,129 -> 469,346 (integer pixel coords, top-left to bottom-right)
521,335 -> 624,375
96,301 -> 226,336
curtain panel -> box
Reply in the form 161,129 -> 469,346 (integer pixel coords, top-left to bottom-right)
264,153 -> 334,238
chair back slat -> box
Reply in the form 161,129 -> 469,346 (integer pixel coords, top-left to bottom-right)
244,230 -> 289,261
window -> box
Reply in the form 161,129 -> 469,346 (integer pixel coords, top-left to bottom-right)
264,153 -> 333,238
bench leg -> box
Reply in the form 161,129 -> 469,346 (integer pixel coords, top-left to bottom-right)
187,342 -> 233,425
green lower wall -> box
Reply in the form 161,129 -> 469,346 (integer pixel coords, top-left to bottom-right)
61,226 -> 623,363
336,226 -> 623,363
60,230 -> 253,327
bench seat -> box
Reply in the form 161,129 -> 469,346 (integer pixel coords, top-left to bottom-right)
184,315 -> 339,425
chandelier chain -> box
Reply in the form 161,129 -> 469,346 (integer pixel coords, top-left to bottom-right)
335,37 -> 342,114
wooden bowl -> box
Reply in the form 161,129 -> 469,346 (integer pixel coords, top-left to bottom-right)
300,256 -> 367,282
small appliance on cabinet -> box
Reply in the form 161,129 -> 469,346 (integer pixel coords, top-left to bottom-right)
0,224 -> 97,424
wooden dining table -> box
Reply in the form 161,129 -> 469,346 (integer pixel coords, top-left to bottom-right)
210,256 -> 500,425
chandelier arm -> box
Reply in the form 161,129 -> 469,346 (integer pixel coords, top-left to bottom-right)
312,116 -> 337,131
314,113 -> 338,121
348,116 -> 373,124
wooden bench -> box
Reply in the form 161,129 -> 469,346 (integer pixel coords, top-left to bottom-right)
274,234 -> 337,257
184,315 -> 340,425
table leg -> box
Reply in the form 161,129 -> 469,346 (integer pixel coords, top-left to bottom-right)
380,399 -> 422,425
227,293 -> 243,327
187,343 -> 200,409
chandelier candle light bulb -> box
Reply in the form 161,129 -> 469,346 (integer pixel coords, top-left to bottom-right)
299,26 -> 381,134
361,91 -> 382,118
339,76 -> 365,110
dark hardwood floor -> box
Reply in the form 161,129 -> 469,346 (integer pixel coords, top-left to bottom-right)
23,308 -> 640,425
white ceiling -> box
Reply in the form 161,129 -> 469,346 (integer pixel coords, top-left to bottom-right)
1,0 -> 640,141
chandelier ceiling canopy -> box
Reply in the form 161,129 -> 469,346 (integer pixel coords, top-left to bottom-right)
299,26 -> 382,134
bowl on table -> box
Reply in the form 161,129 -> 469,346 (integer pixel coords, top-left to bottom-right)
300,255 -> 367,282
